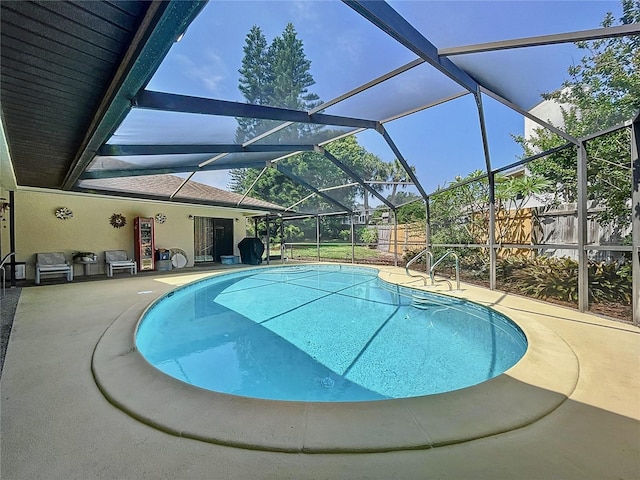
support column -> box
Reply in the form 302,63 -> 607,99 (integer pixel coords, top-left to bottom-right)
393,209 -> 398,267
351,215 -> 355,264
425,197 -> 431,273
577,142 -> 589,312
631,115 -> 640,326
475,93 -> 494,290
9,190 -> 15,287
280,218 -> 285,263
265,216 -> 270,265
488,172 -> 496,290
316,215 -> 320,262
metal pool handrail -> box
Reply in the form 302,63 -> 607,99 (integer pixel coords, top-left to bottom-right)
0,252 -> 16,296
405,248 -> 434,285
431,251 -> 460,291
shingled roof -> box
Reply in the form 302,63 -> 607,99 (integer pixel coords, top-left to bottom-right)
78,174 -> 285,212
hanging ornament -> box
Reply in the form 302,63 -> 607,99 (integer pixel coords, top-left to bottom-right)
55,207 -> 73,220
109,213 -> 127,228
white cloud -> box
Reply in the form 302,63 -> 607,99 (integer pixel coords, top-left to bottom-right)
173,50 -> 230,96
288,0 -> 319,23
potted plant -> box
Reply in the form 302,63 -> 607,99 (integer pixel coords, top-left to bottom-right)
73,251 -> 97,262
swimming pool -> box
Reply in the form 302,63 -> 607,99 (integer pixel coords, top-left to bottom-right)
136,265 -> 527,402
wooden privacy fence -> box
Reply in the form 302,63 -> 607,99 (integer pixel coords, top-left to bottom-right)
376,223 -> 426,255
373,202 -> 628,260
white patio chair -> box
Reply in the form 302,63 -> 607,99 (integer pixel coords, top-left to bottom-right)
35,252 -> 73,285
105,250 -> 137,277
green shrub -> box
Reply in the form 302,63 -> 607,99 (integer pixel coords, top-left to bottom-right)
358,227 -> 378,246
497,256 -> 631,304
338,229 -> 351,241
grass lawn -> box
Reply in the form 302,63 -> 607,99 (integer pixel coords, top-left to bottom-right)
282,243 -> 391,262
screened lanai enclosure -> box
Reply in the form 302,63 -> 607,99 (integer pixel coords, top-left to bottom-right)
1,1 -> 639,324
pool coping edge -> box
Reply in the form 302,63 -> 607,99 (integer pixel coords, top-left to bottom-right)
91,264 -> 579,453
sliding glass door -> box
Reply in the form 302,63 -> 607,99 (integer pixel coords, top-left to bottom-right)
193,217 -> 234,263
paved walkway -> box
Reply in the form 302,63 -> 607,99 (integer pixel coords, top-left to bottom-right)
1,264 -> 638,479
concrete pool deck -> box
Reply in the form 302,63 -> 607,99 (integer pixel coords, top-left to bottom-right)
1,263 -> 639,479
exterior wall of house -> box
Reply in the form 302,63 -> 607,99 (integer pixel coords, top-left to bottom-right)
1,188 -> 256,280
524,92 -> 571,143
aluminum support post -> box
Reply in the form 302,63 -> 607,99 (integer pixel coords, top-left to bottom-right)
393,209 -> 398,267
577,142 -> 589,312
265,216 -> 270,265
351,215 -> 355,264
9,191 -> 15,287
488,172 -> 497,290
316,216 -> 321,262
280,219 -> 285,264
425,197 -> 432,273
631,114 -> 640,326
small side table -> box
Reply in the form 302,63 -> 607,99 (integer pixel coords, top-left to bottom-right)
76,259 -> 98,277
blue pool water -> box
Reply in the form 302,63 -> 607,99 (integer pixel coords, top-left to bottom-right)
136,265 -> 527,402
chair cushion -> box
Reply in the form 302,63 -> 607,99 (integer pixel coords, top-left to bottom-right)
37,252 -> 67,265
38,264 -> 70,272
105,251 -> 129,263
110,261 -> 134,267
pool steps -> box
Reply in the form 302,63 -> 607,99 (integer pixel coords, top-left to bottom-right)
375,277 -> 451,311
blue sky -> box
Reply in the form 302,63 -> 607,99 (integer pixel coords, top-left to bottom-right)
144,0 -> 623,196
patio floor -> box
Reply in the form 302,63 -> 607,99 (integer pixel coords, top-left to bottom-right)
1,264 -> 638,479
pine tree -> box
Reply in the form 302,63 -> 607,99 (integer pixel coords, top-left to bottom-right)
232,23 -> 323,201
268,24 -> 319,111
235,26 -> 270,144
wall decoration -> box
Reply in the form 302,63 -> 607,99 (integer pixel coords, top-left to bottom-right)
55,207 -> 73,220
109,213 -> 127,229
155,213 -> 167,224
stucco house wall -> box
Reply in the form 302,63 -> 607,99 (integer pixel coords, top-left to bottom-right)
0,188 -> 256,280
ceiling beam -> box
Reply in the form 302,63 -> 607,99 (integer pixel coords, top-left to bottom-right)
377,124 -> 429,200
80,161 -> 266,179
98,143 -> 316,156
134,90 -> 380,130
480,86 -> 580,145
317,146 -> 396,210
439,24 -> 640,56
72,186 -> 280,213
343,0 -> 479,94
274,164 -> 354,214
62,0 -> 208,190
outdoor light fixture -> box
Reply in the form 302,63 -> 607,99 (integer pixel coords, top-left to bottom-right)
175,27 -> 188,43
